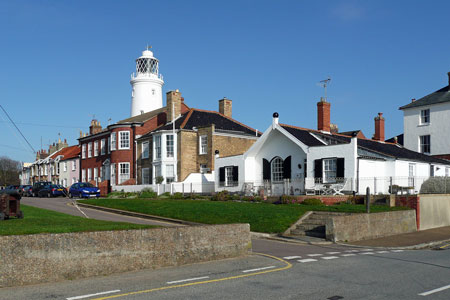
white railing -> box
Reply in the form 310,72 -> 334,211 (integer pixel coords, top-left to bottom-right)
131,72 -> 164,80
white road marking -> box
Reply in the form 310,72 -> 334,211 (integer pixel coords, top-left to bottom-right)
298,259 -> 317,263
307,254 -> 323,257
242,266 -> 275,273
322,256 -> 339,260
341,254 -> 356,257
66,290 -> 121,300
326,251 -> 341,254
376,251 -> 389,254
361,249 -> 374,251
391,249 -> 404,252
167,276 -> 210,284
418,284 -> 450,296
344,250 -> 360,253
283,256 -> 302,260
359,252 -> 375,255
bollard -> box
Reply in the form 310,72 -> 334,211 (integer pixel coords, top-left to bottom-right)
366,187 -> 370,213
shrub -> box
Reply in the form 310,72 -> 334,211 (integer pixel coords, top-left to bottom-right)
301,198 -> 323,206
158,192 -> 171,198
139,188 -> 157,199
280,195 -> 298,204
212,190 -> 231,201
231,194 -> 241,201
420,177 -> 450,194
172,192 -> 184,199
241,196 -> 255,202
155,176 -> 164,184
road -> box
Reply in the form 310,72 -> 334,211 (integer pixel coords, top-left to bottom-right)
4,197 -> 450,299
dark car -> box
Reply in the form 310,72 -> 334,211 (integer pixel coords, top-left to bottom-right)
69,182 -> 100,198
38,184 -> 67,198
32,181 -> 52,197
19,185 -> 32,196
6,185 -> 21,193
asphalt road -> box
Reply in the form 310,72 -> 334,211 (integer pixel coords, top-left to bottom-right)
20,196 -> 180,226
1,239 -> 450,300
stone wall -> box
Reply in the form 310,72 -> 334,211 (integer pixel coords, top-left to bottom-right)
325,210 -> 417,242
396,195 -> 420,229
0,224 -> 250,288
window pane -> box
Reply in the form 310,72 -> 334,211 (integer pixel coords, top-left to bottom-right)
271,157 -> 284,182
166,135 -> 174,158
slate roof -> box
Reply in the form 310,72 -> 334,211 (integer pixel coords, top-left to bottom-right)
280,124 -> 449,165
138,108 -> 259,140
399,85 -> 450,110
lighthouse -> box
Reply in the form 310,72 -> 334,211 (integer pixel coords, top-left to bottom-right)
130,47 -> 164,117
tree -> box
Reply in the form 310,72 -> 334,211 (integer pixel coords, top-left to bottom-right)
0,156 -> 22,186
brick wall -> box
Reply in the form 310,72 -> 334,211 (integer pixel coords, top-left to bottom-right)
395,195 -> 420,229
178,131 -> 198,181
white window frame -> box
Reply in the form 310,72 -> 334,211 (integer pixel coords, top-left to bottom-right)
111,163 -> 116,185
420,109 -> 430,125
323,158 -> 337,183
110,133 -> 116,151
107,137 -> 111,153
154,135 -> 161,159
63,162 -> 67,172
199,135 -> 208,155
142,141 -> 149,159
87,168 -> 92,181
94,141 -> 99,157
419,135 -> 431,154
225,166 -> 234,187
94,168 -> 98,182
271,157 -> 283,183
166,164 -> 175,183
166,135 -> 174,158
101,139 -> 106,155
72,160 -> 76,171
82,144 -> 86,159
119,131 -> 130,150
142,167 -> 150,184
88,142 -> 92,158
82,169 -> 86,182
118,162 -> 130,184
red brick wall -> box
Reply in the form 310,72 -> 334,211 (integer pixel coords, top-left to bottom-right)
317,101 -> 331,132
98,180 -> 110,197
395,195 -> 420,230
282,195 -> 348,205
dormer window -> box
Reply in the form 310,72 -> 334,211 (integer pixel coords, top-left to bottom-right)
420,109 -> 430,124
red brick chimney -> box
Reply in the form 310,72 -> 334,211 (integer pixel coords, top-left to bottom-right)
374,112 -> 385,141
317,97 -> 331,132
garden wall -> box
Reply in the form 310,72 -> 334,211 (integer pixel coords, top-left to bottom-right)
419,194 -> 450,230
0,224 -> 250,288
325,210 -> 417,242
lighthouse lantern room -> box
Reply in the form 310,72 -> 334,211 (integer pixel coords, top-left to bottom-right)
130,47 -> 164,117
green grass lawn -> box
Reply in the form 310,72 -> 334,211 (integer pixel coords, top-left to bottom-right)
0,205 -> 156,236
79,198 -> 409,233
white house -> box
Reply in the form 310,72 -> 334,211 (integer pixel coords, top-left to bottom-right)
400,72 -> 450,160
215,100 -> 450,196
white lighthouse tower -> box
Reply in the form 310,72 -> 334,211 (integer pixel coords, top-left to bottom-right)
130,47 -> 164,117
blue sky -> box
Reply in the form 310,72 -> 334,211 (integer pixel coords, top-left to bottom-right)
1,0 -> 449,163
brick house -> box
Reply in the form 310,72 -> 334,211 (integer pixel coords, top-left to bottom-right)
78,100 -> 190,187
136,90 -> 260,185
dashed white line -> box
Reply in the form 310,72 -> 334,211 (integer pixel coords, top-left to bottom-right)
66,290 -> 121,300
418,284 -> 450,296
322,256 -> 339,260
283,256 -> 302,260
344,250 -> 360,253
376,251 -> 389,254
167,276 -> 210,284
326,251 -> 341,255
341,253 -> 356,257
359,252 -> 375,255
391,249 -> 404,252
242,266 -> 276,273
361,249 -> 374,251
298,258 -> 317,263
307,254 -> 323,257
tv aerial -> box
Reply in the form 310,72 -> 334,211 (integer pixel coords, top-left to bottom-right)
317,77 -> 331,100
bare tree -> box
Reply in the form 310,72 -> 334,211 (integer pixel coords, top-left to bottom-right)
0,156 -> 22,186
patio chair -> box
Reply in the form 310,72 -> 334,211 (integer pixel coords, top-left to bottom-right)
330,178 -> 347,195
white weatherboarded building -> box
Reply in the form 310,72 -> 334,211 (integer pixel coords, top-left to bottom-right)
215,113 -> 450,196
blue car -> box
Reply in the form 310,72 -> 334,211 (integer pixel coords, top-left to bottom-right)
69,182 -> 100,198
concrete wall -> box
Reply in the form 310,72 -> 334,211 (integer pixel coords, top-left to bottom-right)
0,224 -> 250,288
325,210 -> 417,242
419,194 -> 450,230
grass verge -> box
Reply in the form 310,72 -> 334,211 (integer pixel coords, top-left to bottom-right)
0,205 -> 156,236
79,198 -> 409,234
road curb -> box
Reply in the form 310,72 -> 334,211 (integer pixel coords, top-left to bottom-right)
338,238 -> 450,250
75,202 -> 200,226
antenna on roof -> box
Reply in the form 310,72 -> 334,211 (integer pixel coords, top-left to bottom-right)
108,118 -> 112,125
317,77 -> 331,100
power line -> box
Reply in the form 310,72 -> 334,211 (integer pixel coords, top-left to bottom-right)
0,120 -> 83,129
0,104 -> 36,153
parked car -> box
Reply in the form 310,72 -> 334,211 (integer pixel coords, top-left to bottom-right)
37,184 -> 68,198
18,185 -> 32,196
31,181 -> 52,197
23,185 -> 33,197
69,182 -> 100,198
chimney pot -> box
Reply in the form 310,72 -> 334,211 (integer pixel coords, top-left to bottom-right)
411,98 -> 416,103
